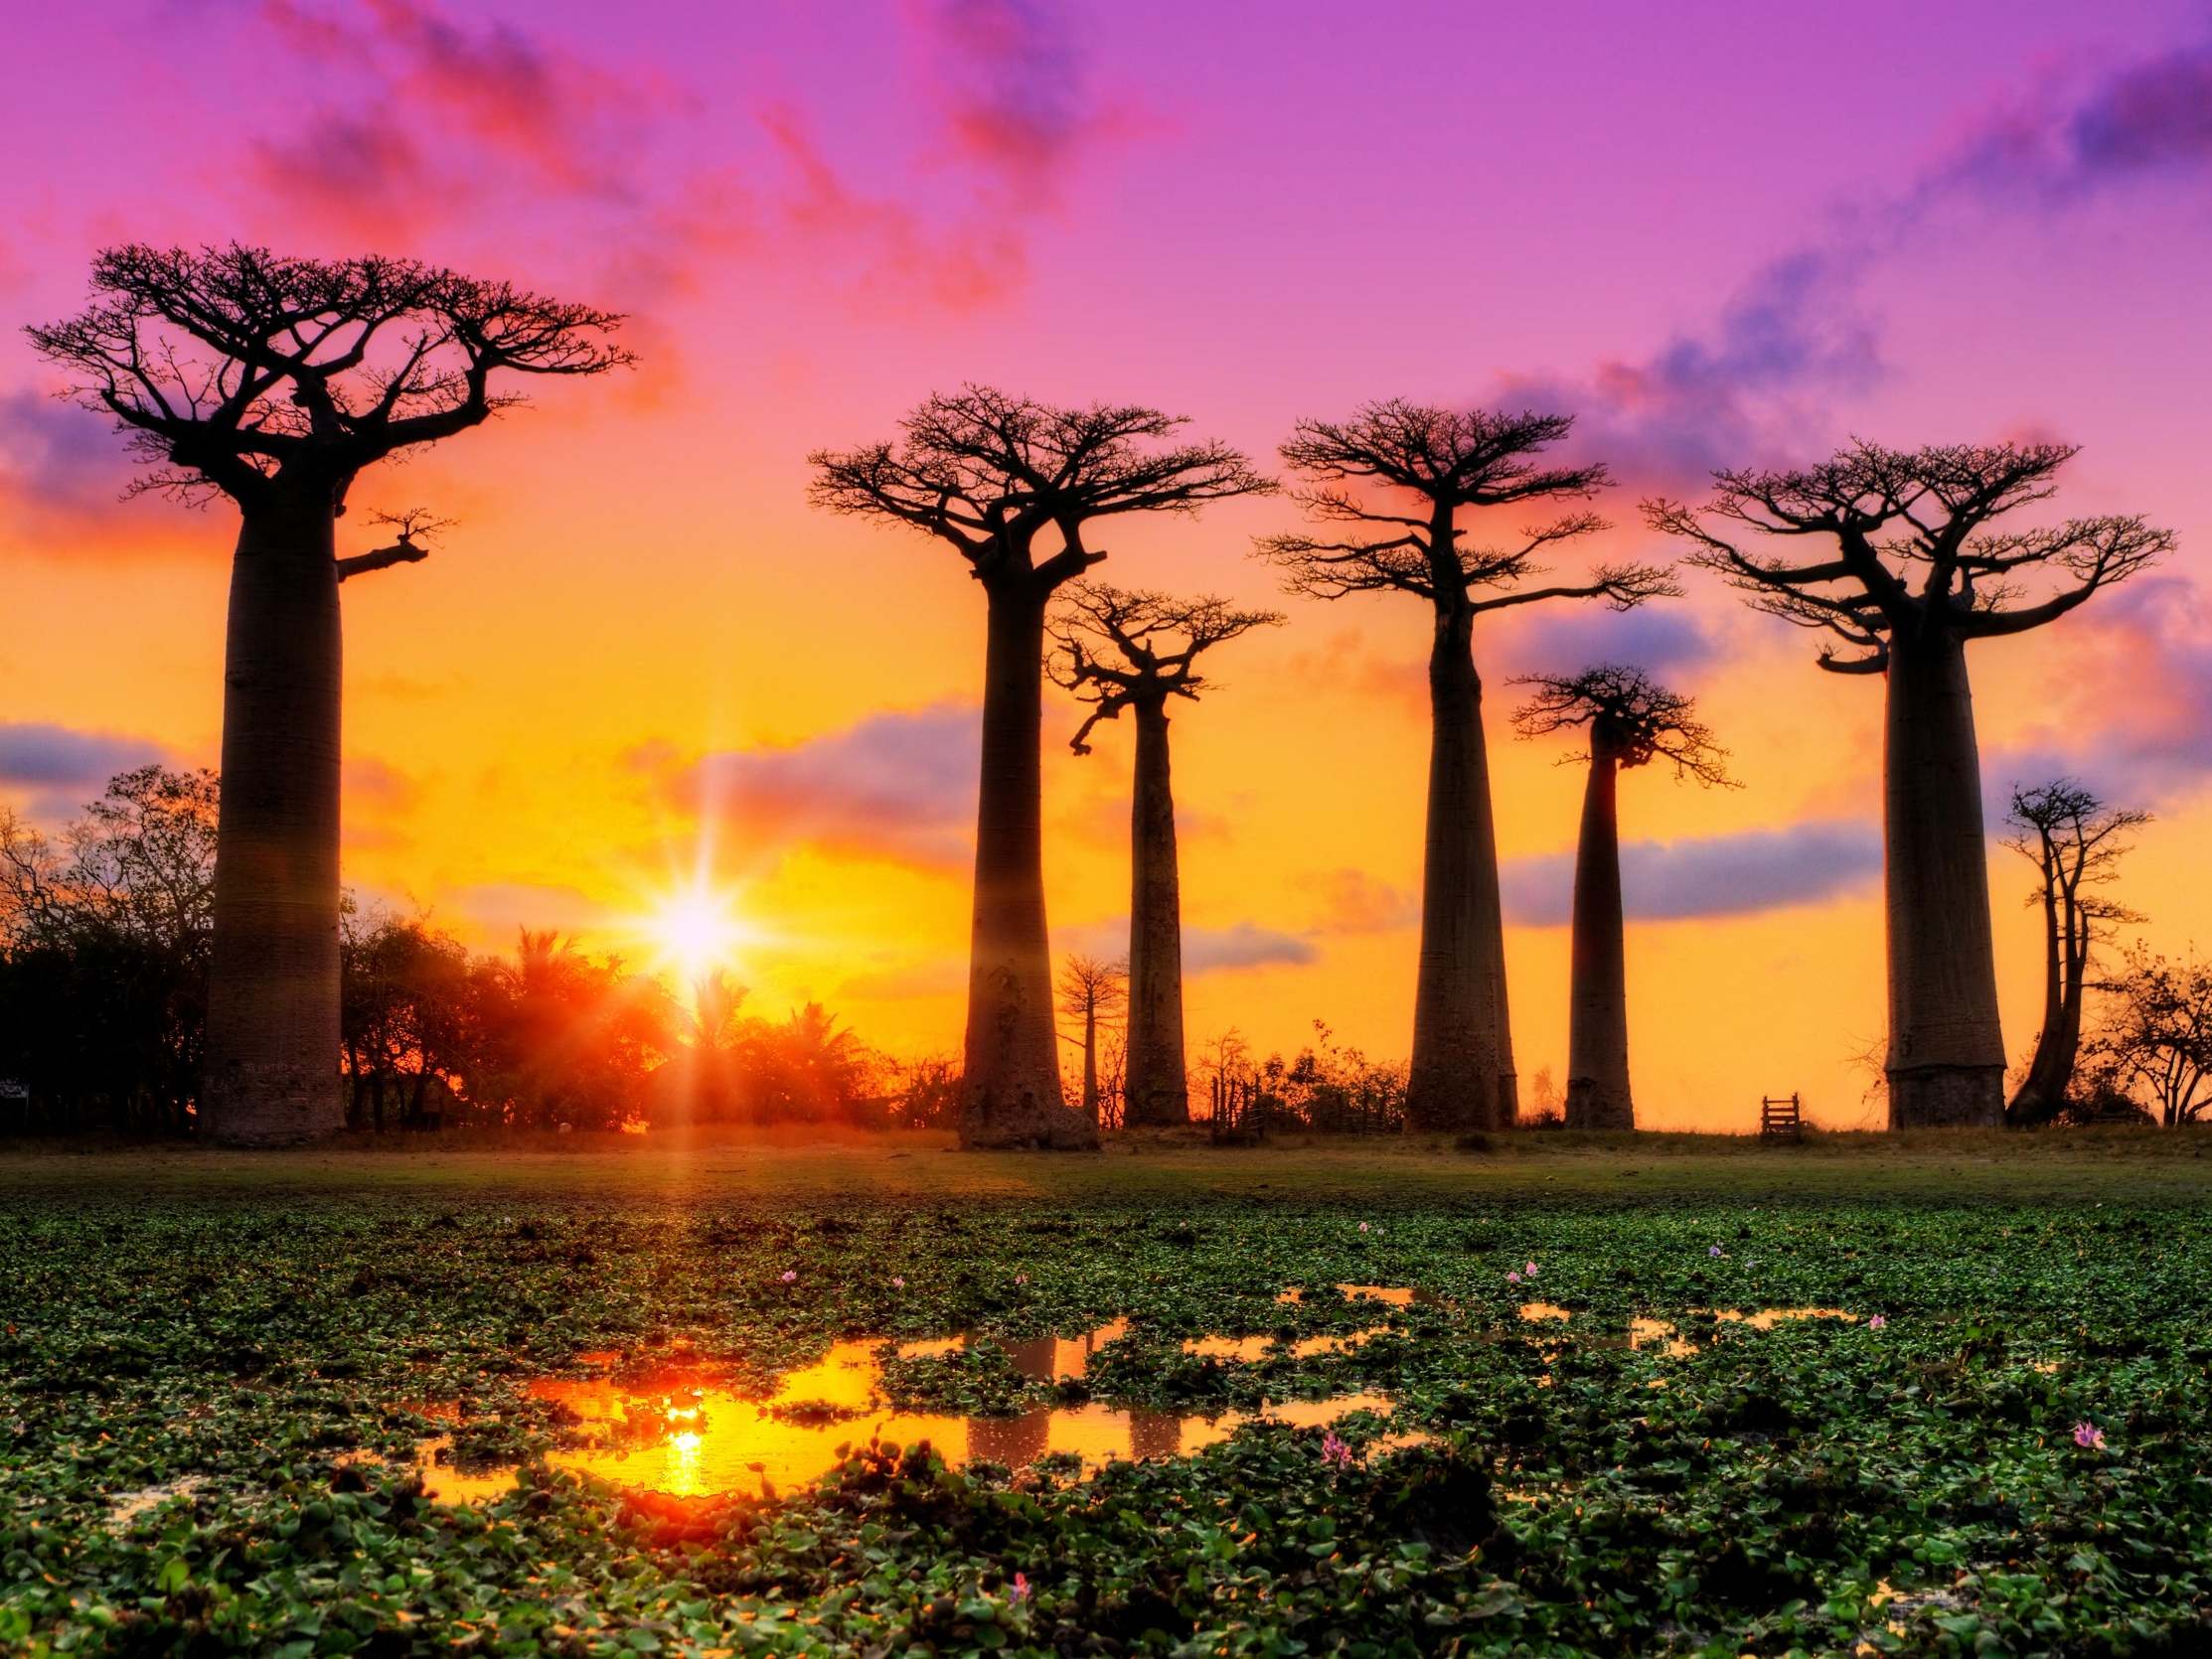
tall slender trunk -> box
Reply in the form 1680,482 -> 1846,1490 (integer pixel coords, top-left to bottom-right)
2008,861 -> 2075,1126
1883,627 -> 2005,1127
1565,741 -> 1634,1129
1124,697 -> 1188,1125
1407,605 -> 1513,1131
202,496 -> 346,1145
1081,1001 -> 1100,1127
961,580 -> 1093,1148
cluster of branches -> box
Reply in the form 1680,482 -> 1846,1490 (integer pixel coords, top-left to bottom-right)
810,387 -> 1274,587
2081,946 -> 2212,1128
1510,665 -> 1733,783
1257,405 -> 1674,612
1647,442 -> 2172,674
1047,582 -> 1283,751
27,243 -> 631,512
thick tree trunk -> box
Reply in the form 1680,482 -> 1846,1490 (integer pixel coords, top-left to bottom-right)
1124,697 -> 1189,1126
1564,744 -> 1634,1129
1883,629 -> 2005,1128
201,498 -> 347,1145
961,581 -> 1094,1148
1406,607 -> 1514,1131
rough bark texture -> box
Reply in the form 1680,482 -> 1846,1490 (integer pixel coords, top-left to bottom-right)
1407,608 -> 1514,1131
1124,698 -> 1189,1126
202,498 -> 347,1145
1883,631 -> 2005,1127
1565,743 -> 1633,1129
961,584 -> 1095,1148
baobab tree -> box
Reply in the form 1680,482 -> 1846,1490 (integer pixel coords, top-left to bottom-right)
1650,442 -> 2170,1127
1049,582 -> 1283,1126
1510,665 -> 1732,1130
810,389 -> 1271,1148
1259,403 -> 1672,1131
27,244 -> 631,1144
2003,780 -> 2146,1127
1055,953 -> 1127,1129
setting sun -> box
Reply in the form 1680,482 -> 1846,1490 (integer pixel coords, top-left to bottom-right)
645,885 -> 751,981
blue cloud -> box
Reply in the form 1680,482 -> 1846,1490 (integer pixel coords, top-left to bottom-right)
1501,820 -> 1882,926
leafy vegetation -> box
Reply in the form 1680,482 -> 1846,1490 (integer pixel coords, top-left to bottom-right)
4,1143 -> 2210,1654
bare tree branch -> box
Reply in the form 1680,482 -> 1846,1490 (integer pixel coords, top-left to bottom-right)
1048,581 -> 1283,752
1510,664 -> 1734,785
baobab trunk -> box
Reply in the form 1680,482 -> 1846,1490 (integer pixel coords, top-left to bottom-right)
201,494 -> 347,1144
1124,697 -> 1188,1125
1883,630 -> 2005,1128
1407,608 -> 1514,1131
2008,879 -> 2073,1125
1080,1001 -> 1100,1127
1565,741 -> 1633,1129
962,581 -> 1094,1148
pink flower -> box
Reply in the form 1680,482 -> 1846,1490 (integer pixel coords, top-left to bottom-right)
1868,1314 -> 1886,1330
779,1270 -> 798,1284
2073,1422 -> 2107,1450
890,1276 -> 905,1289
1524,1261 -> 1538,1277
1320,1430 -> 1354,1471
1358,1222 -> 1370,1234
1015,1273 -> 1028,1286
1506,1270 -> 1521,1284
1010,1571 -> 1031,1603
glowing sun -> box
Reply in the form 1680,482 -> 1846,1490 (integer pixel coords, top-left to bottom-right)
647,885 -> 750,980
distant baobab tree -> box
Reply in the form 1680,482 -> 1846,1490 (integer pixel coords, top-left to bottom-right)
1511,665 -> 1732,1130
1650,442 -> 2170,1128
1055,953 -> 1127,1129
809,389 -> 1273,1148
1049,582 -> 1284,1126
2003,780 -> 2146,1128
27,244 -> 631,1144
1260,403 -> 1673,1131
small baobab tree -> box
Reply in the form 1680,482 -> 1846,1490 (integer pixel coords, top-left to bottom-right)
1049,582 -> 1283,1127
1259,403 -> 1672,1131
1055,953 -> 1127,1130
1650,442 -> 2170,1128
1511,665 -> 1732,1130
2003,781 -> 2146,1127
27,244 -> 631,1144
810,388 -> 1272,1148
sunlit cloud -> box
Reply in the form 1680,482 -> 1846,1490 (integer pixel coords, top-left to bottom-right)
651,704 -> 979,874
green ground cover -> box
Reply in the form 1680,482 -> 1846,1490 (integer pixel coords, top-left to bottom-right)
4,1134 -> 2209,1655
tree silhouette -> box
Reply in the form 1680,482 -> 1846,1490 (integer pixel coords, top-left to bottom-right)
2084,945 -> 2211,1127
1650,441 -> 2169,1127
27,244 -> 631,1144
1049,582 -> 1283,1126
2002,781 -> 2146,1128
1259,402 -> 1672,1131
1054,953 -> 1127,1129
810,388 -> 1272,1148
1511,666 -> 1731,1131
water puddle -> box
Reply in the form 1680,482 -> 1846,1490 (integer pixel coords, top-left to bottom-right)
369,1297 -> 1872,1506
390,1331 -> 1404,1505
106,1476 -> 207,1527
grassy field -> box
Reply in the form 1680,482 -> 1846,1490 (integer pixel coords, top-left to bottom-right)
5,1133 -> 2210,1654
